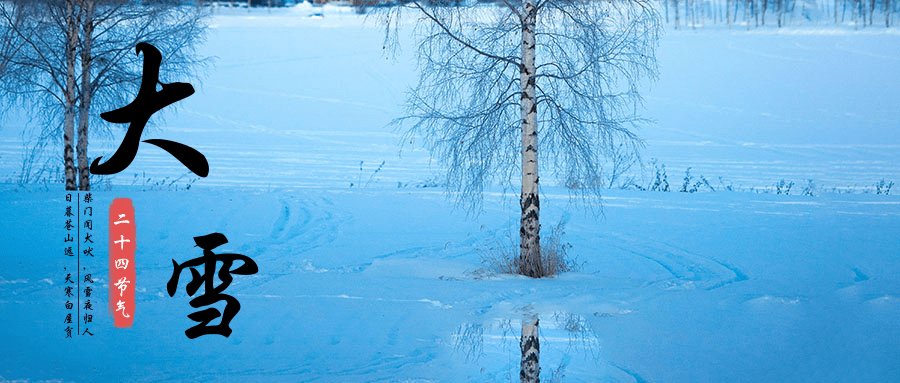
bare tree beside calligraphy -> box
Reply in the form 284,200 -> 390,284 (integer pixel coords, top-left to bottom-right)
0,0 -> 209,190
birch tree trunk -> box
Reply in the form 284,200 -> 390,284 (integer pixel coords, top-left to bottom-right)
518,0 -> 542,279
520,317 -> 540,383
744,0 -> 750,29
674,0 -> 680,28
835,0 -> 840,24
684,0 -> 694,28
777,0 -> 783,27
63,0 -> 79,191
886,0 -> 892,27
77,0 -> 94,191
753,0 -> 759,27
727,0 -> 732,27
869,0 -> 875,25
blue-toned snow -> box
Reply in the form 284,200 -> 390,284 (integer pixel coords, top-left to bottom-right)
1,4 -> 899,382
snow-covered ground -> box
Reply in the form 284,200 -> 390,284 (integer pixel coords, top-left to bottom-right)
1,5 -> 899,382
3,188 -> 899,382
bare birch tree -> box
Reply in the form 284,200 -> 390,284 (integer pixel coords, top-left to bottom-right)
0,0 -> 207,190
383,0 -> 659,277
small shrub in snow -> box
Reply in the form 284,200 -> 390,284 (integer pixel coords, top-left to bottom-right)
649,159 -> 669,192
876,179 -> 894,195
350,160 -> 385,188
480,219 -> 580,278
539,220 -> 579,276
802,179 -> 816,196
680,167 -> 693,192
717,176 -> 734,192
775,179 -> 794,195
680,167 -> 715,193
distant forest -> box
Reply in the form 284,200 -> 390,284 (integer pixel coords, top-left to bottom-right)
205,0 -> 897,28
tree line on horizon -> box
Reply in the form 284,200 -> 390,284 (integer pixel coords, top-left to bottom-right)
204,0 -> 897,28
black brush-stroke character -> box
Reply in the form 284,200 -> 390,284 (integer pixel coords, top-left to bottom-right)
90,42 -> 208,177
167,233 -> 258,339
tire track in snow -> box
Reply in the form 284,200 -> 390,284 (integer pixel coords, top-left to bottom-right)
610,362 -> 650,383
227,195 -> 347,293
606,233 -> 749,294
342,224 -> 506,274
